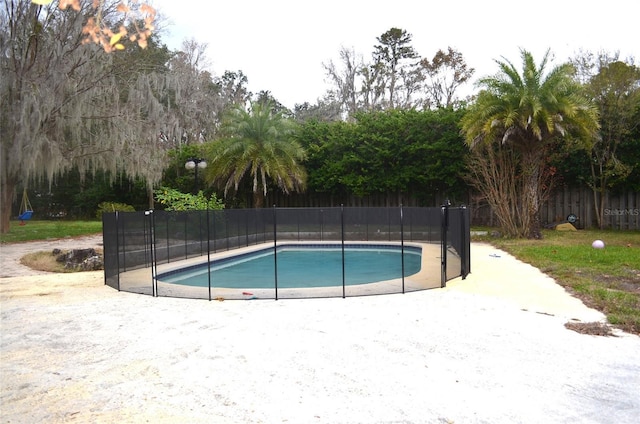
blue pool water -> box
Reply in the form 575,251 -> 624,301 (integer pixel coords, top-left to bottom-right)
159,245 -> 421,289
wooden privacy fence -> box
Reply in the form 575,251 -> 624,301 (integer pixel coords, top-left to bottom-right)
262,186 -> 637,230
471,187 -> 639,230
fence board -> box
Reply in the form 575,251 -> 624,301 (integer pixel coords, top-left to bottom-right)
473,187 -> 639,230
264,186 -> 637,230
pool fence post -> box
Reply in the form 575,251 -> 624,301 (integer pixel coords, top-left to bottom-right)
400,205 -> 405,294
341,204 -> 346,298
146,210 -> 157,297
460,205 -> 470,279
143,211 -> 150,267
121,212 -> 128,273
273,205 -> 278,300
441,200 -> 450,288
207,207 -> 212,301
114,211 -> 121,291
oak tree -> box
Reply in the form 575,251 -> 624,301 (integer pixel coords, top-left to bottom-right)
1,1 -> 167,232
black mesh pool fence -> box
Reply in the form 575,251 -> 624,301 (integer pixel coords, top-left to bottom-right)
102,205 -> 470,300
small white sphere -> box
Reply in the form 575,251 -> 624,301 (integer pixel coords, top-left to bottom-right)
592,240 -> 605,249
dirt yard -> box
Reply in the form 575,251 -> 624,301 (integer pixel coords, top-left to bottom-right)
1,239 -> 639,423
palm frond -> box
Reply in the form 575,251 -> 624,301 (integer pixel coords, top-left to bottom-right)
205,101 -> 306,202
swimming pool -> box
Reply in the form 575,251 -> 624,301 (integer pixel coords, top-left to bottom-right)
157,244 -> 422,289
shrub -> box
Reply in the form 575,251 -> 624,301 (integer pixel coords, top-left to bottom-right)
154,187 -> 225,211
95,201 -> 135,219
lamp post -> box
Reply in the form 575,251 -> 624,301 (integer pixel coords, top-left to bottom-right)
185,158 -> 207,194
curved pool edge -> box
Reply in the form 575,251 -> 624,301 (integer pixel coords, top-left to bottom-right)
118,241 -> 443,300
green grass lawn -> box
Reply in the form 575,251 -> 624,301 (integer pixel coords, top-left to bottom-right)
476,229 -> 640,335
0,220 -> 103,244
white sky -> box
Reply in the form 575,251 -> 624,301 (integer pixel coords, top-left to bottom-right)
151,0 -> 639,109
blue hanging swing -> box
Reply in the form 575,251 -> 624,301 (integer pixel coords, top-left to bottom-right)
18,188 -> 33,225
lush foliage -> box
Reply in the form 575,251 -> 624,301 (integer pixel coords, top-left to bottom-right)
154,187 -> 224,211
298,108 -> 468,205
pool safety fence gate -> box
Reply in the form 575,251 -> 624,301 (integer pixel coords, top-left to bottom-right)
102,205 -> 470,300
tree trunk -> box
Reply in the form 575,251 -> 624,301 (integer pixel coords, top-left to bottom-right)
591,187 -> 603,230
528,201 -> 542,239
465,144 -> 524,237
590,158 -> 605,229
253,191 -> 265,208
522,149 -> 543,239
1,178 -> 17,234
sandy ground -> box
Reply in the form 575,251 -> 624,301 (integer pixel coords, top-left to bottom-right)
1,236 -> 639,423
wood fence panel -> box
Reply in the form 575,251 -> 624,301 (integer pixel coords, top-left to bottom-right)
603,191 -> 639,230
473,187 -> 639,230
264,187 -> 638,230
542,187 -> 640,230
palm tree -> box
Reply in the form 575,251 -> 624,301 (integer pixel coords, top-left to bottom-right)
206,101 -> 307,207
461,49 -> 599,238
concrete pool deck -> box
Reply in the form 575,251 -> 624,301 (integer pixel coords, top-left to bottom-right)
120,241 -> 444,299
1,236 -> 639,423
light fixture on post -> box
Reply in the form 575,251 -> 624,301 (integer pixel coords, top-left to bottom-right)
185,158 -> 207,194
